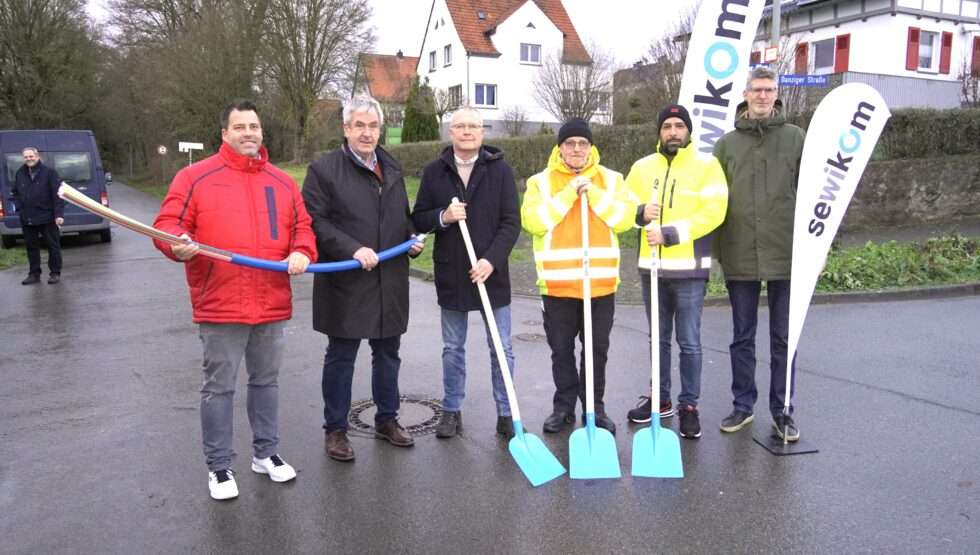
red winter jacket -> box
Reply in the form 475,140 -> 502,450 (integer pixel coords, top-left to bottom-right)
153,143 -> 317,324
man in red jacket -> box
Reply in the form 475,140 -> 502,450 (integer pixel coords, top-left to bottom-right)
153,99 -> 317,501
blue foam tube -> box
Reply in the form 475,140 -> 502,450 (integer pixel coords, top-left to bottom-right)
228,236 -> 422,274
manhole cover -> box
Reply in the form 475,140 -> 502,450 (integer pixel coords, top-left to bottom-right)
349,395 -> 442,437
515,332 -> 546,342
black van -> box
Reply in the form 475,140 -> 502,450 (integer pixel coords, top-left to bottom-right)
0,130 -> 111,248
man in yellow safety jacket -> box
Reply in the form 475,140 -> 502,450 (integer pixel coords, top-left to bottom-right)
624,104 -> 728,440
521,118 -> 634,435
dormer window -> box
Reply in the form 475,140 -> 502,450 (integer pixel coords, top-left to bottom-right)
477,10 -> 486,20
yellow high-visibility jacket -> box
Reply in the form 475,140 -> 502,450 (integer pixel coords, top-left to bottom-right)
521,145 -> 634,299
625,142 -> 728,279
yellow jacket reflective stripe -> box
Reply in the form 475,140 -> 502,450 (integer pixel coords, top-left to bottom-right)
625,142 -> 728,279
522,145 -> 634,299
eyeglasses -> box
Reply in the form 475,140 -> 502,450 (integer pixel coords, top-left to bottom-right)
349,121 -> 380,131
749,87 -> 777,96
450,123 -> 482,130
562,139 -> 591,149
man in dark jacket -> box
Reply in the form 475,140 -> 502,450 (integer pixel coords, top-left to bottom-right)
154,99 -> 317,500
411,106 -> 520,440
10,147 -> 64,285
712,66 -> 806,442
303,96 -> 425,462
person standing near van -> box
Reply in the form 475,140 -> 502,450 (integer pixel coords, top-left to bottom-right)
153,99 -> 317,500
10,147 -> 64,285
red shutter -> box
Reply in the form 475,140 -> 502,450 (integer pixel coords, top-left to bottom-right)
939,31 -> 953,74
906,27 -> 920,71
750,50 -> 761,65
834,34 -> 850,73
795,42 -> 809,74
972,37 -> 980,76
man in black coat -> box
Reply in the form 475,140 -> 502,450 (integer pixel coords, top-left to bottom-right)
412,106 -> 521,440
302,96 -> 424,462
10,147 -> 64,285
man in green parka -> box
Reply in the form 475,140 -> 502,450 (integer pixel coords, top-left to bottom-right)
712,66 -> 805,442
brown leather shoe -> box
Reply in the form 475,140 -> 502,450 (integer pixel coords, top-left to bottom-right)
325,430 -> 354,461
374,420 -> 414,447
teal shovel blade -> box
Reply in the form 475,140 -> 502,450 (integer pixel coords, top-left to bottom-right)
631,420 -> 684,478
569,415 -> 621,480
508,420 -> 566,487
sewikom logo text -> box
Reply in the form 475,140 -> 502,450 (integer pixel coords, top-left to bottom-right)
691,0 -> 752,154
808,101 -> 877,237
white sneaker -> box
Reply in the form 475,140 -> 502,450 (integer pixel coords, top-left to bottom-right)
208,469 -> 238,500
251,454 -> 296,483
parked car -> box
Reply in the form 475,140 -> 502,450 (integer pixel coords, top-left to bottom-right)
0,130 -> 111,248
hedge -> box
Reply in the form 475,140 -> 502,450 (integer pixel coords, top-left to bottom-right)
383,108 -> 980,180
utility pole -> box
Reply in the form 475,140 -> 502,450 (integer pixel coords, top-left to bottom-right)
772,0 -> 781,47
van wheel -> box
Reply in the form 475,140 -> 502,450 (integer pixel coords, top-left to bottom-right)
1,235 -> 15,249
98,229 -> 112,243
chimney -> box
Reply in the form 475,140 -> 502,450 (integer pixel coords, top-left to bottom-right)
396,49 -> 403,58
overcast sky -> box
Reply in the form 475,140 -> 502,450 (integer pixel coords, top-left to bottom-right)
87,0 -> 698,67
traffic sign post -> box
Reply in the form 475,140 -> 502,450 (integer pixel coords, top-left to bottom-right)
178,141 -> 204,166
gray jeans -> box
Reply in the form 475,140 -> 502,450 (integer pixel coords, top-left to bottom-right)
199,321 -> 285,472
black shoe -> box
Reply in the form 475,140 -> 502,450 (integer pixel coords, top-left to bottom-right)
435,410 -> 461,439
720,410 -> 754,433
627,396 -> 674,423
21,274 -> 40,285
772,414 -> 800,442
678,405 -> 701,439
496,415 -> 514,439
542,411 -> 574,433
592,412 -> 616,435
47,273 -> 60,284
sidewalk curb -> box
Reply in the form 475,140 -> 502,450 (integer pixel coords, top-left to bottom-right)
409,266 -> 980,306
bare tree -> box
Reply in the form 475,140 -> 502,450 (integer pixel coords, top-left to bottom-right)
959,61 -> 980,107
262,0 -> 374,161
502,105 -> 528,137
432,87 -> 457,128
770,35 -> 812,117
533,44 -> 614,123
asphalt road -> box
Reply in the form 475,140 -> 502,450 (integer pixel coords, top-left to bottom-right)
1,183 -> 977,554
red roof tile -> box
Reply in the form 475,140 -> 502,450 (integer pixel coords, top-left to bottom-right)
357,53 -> 420,103
443,0 -> 591,64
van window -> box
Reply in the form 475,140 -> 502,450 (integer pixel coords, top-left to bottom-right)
4,152 -> 92,182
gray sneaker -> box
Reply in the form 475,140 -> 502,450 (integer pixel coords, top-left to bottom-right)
772,414 -> 800,442
436,410 -> 461,438
720,410 -> 754,433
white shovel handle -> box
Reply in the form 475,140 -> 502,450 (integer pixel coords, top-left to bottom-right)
580,192 -> 595,417
451,198 -> 522,423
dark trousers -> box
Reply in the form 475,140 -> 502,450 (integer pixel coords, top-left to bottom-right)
541,294 -> 615,415
321,335 -> 401,433
727,280 -> 796,416
22,222 -> 62,276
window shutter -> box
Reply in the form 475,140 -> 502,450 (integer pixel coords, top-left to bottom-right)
973,37 -> 980,76
939,31 -> 953,74
795,42 -> 808,74
751,50 -> 761,65
906,27 -> 920,71
834,34 -> 850,73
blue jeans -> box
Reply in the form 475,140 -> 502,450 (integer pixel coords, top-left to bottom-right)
641,274 -> 706,407
441,306 -> 514,416
321,335 -> 402,433
726,280 -> 796,416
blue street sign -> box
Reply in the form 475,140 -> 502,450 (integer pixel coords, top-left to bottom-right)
780,74 -> 830,87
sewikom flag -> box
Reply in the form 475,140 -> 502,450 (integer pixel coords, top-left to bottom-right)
678,0 -> 766,155
785,83 -> 891,409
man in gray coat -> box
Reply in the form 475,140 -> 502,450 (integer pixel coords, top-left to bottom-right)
712,66 -> 805,442
302,96 -> 424,462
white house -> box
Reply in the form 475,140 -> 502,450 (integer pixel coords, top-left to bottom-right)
755,0 -> 980,108
417,0 -> 608,137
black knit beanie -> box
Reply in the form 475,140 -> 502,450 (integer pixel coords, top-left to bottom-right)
557,118 -> 592,145
657,104 -> 693,131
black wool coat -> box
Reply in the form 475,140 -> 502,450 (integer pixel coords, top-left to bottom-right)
411,145 -> 520,311
10,161 -> 64,225
303,142 -> 416,339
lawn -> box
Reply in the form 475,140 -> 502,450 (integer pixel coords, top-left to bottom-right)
0,244 -> 27,270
